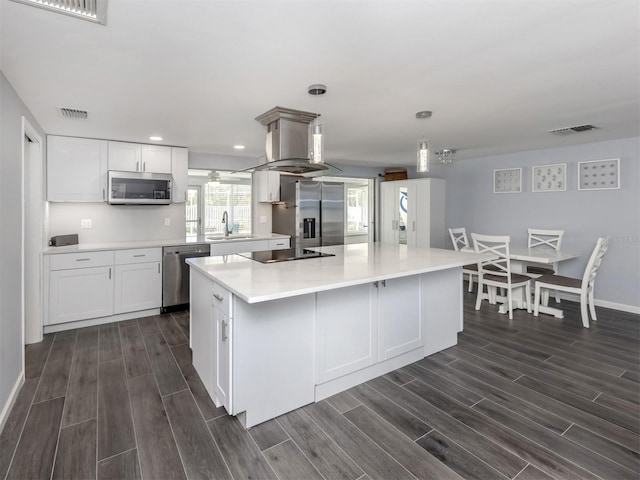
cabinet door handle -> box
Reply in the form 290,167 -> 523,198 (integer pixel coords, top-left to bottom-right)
143,162 -> 146,171
373,281 -> 379,288
108,267 -> 112,280
221,319 -> 228,341
158,263 -> 160,274
213,293 -> 223,301
136,161 -> 140,171
412,221 -> 416,232
381,279 -> 386,287
133,254 -> 146,258
75,258 -> 91,262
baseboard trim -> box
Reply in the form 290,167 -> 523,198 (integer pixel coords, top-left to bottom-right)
43,308 -> 161,334
0,373 -> 25,434
558,293 -> 640,315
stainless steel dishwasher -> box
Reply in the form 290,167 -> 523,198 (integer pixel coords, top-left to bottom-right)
162,244 -> 210,311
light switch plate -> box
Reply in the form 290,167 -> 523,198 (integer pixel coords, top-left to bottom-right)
80,219 -> 92,229
164,217 -> 171,226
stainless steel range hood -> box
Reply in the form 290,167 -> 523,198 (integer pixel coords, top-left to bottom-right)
249,106 -> 342,177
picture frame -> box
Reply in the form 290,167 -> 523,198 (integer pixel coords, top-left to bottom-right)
532,163 -> 566,192
493,168 -> 522,194
578,158 -> 620,190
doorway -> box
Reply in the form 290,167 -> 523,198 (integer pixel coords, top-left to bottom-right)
22,118 -> 44,346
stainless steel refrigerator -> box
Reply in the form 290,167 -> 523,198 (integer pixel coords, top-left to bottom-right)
272,180 -> 344,248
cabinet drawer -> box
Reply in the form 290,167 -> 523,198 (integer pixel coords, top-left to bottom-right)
269,238 -> 290,250
49,251 -> 114,271
212,283 -> 232,318
115,248 -> 162,265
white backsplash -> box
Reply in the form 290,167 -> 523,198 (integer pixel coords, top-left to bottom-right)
48,202 -> 186,244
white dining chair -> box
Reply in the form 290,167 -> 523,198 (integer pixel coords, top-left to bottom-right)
472,233 -> 532,320
526,228 -> 565,303
449,227 -> 478,292
534,237 -> 609,328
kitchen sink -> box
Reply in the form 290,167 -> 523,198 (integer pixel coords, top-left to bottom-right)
207,235 -> 256,241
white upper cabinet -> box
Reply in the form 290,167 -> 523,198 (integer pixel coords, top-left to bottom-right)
107,141 -> 142,171
108,141 -> 172,173
171,147 -> 188,203
255,170 -> 280,202
141,144 -> 172,173
47,136 -> 108,202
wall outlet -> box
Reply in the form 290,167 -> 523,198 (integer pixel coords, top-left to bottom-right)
164,217 -> 171,226
260,215 -> 267,224
80,219 -> 92,229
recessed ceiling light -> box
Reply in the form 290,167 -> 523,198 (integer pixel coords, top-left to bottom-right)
149,136 -> 163,141
233,145 -> 245,150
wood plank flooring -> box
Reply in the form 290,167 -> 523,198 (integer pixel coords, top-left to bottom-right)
1,291 -> 638,480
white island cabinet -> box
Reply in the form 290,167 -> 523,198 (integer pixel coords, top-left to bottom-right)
188,243 -> 491,428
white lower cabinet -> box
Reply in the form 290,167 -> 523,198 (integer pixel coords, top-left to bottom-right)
46,247 -> 162,326
315,274 -> 425,384
49,266 -> 114,325
316,283 -> 377,383
114,262 -> 161,313
378,276 -> 423,361
47,250 -> 116,325
191,273 -> 232,413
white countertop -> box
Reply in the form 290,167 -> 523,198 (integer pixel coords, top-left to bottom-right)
42,233 -> 290,255
187,243 -> 493,304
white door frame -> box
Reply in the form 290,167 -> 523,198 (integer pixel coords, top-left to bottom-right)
22,117 -> 44,354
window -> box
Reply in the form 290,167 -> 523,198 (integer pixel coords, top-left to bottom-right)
186,170 -> 252,237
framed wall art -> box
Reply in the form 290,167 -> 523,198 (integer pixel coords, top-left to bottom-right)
493,168 -> 522,194
578,158 -> 620,190
532,163 -> 566,192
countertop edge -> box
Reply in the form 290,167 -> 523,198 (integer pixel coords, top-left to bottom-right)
42,233 -> 290,255
187,248 -> 495,304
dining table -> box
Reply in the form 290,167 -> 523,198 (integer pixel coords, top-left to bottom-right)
463,245 -> 578,318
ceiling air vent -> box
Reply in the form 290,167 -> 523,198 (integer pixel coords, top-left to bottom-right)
10,0 -> 108,25
549,124 -> 598,136
58,107 -> 88,120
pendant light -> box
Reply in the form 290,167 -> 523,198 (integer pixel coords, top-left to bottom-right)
308,84 -> 327,165
415,111 -> 432,173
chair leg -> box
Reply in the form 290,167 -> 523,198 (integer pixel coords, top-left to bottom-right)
580,294 -> 590,328
555,290 -> 561,304
475,283 -> 483,311
534,284 -> 541,317
525,283 -> 532,314
468,273 -> 473,292
588,289 -> 597,321
507,288 -> 513,320
542,289 -> 550,307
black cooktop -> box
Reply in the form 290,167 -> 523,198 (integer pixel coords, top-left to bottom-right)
237,248 -> 335,264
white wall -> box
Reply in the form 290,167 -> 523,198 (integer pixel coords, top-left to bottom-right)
48,202 -> 185,243
0,71 -> 46,419
416,137 -> 640,311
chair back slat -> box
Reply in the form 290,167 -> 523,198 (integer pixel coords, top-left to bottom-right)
582,237 -> 610,292
471,233 -> 512,281
528,228 -> 564,251
449,227 -> 470,251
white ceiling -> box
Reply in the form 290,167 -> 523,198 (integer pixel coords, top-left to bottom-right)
1,0 -> 639,168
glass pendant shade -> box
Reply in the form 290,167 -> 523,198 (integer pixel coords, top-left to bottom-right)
309,119 -> 324,164
417,140 -> 429,172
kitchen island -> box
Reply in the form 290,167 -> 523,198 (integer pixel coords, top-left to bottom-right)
187,243 -> 490,428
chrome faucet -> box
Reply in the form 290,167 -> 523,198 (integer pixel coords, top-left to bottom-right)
221,210 -> 233,237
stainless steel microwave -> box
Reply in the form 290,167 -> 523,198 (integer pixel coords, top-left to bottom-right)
108,171 -> 172,205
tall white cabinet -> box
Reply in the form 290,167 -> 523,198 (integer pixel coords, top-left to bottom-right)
380,178 -> 445,248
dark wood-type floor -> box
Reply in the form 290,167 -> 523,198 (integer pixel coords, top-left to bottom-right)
1,289 -> 639,480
